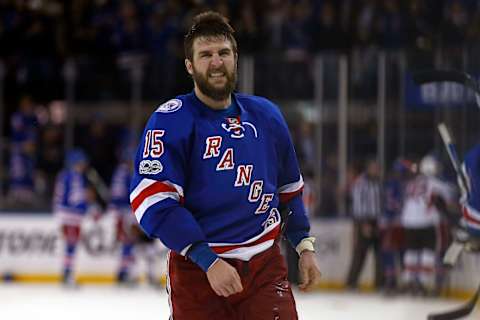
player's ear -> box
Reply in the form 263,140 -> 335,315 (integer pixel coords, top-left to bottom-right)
185,59 -> 193,76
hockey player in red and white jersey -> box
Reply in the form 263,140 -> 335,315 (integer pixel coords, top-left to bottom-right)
400,155 -> 455,295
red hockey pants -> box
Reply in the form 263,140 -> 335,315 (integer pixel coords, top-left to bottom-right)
167,243 -> 298,320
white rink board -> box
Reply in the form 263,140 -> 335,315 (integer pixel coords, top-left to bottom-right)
310,219 -> 480,291
0,214 -> 478,292
0,213 -> 168,278
310,219 -> 374,285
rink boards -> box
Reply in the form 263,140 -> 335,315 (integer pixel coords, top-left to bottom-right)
0,213 -> 478,296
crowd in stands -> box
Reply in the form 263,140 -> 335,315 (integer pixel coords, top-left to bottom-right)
0,0 -> 479,103
0,0 -> 474,212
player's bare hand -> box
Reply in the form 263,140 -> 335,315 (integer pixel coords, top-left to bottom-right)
298,251 -> 321,292
206,259 -> 243,297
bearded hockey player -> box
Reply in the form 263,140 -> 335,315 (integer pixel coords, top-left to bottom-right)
129,11 -> 321,319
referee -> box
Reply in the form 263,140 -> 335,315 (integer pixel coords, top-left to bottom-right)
346,159 -> 383,291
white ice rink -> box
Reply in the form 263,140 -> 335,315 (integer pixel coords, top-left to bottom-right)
1,284 -> 478,320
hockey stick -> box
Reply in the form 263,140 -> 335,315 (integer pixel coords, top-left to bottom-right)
413,69 -> 480,107
438,123 -> 470,196
427,285 -> 480,320
86,168 -> 110,204
426,126 -> 480,319
437,123 -> 468,267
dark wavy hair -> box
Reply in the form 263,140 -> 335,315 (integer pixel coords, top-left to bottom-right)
184,11 -> 237,61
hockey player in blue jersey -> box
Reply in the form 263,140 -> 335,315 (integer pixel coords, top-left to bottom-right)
109,151 -> 136,283
460,144 -> 480,246
109,150 -> 161,286
381,159 -> 414,294
129,11 -> 321,319
53,149 -> 101,285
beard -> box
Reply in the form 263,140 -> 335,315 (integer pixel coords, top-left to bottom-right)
192,64 -> 237,101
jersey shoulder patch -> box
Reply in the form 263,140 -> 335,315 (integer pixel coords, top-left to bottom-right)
155,99 -> 182,113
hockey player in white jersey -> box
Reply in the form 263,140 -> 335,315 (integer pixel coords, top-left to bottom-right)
400,155 -> 455,295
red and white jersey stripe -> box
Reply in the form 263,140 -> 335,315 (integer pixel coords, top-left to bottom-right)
130,178 -> 184,222
463,204 -> 480,232
209,221 -> 281,261
278,175 -> 304,203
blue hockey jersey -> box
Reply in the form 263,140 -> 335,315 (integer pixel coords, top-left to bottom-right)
10,111 -> 38,147
109,163 -> 132,212
9,150 -> 35,189
130,92 -> 310,261
462,144 -> 480,236
384,178 -> 403,222
53,169 -> 89,226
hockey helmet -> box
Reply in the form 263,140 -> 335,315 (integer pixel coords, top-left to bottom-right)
419,155 -> 441,176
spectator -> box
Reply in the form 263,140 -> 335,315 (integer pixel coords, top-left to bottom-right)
112,1 -> 146,55
7,95 -> 40,206
311,1 -> 349,52
376,0 -> 406,49
144,5 -> 179,100
37,123 -> 64,200
353,0 -> 379,48
234,1 -> 266,54
404,0 -> 434,49
78,114 -> 116,183
263,0 -> 289,51
440,0 -> 469,47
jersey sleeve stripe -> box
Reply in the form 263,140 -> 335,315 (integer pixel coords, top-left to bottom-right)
463,205 -> 480,225
131,181 -> 179,211
130,179 -> 185,222
130,178 -> 157,201
278,176 -> 304,194
133,192 -> 178,222
279,187 -> 304,203
130,178 -> 184,206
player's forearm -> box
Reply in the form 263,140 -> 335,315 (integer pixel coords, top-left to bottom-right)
284,195 -> 311,248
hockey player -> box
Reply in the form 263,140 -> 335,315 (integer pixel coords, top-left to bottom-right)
129,11 -> 321,319
400,156 -> 455,295
53,149 -> 101,285
460,144 -> 480,246
380,159 -> 414,294
109,150 -> 162,286
109,151 -> 136,283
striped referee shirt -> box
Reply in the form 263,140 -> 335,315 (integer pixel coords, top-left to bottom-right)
351,174 -> 382,220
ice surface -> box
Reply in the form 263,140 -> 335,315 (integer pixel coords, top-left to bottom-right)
1,284 -> 478,320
